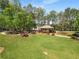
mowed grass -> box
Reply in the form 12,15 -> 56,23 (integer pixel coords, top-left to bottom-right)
0,34 -> 79,59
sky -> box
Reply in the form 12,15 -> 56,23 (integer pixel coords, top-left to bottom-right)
20,0 -> 79,13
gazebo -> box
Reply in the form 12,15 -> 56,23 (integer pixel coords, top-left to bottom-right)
39,25 -> 54,33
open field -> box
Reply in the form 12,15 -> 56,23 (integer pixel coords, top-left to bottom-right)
0,34 -> 79,59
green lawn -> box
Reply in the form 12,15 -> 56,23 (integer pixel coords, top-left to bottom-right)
0,34 -> 79,59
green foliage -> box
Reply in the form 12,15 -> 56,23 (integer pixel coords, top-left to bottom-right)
0,14 -> 6,30
0,0 -> 9,9
74,14 -> 79,31
0,1 -> 79,32
26,14 -> 36,31
33,7 -> 45,26
0,3 -> 36,32
56,8 -> 79,31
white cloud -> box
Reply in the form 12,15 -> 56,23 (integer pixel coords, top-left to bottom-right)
43,0 -> 60,4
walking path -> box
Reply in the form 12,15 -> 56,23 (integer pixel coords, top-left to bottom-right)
55,34 -> 71,38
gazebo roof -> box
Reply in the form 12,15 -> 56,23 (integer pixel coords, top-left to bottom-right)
40,25 -> 53,29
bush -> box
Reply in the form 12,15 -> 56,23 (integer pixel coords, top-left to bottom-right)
20,31 -> 29,37
71,32 -> 79,40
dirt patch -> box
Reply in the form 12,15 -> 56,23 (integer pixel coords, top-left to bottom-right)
0,47 -> 5,54
0,32 -> 7,35
42,48 -> 59,59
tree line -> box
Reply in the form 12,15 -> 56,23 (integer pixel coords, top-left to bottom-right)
0,0 -> 79,33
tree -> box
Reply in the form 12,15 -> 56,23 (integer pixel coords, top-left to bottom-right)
46,10 -> 57,25
2,4 -> 16,31
1,1 -> 79,32
0,0 -> 9,9
0,14 -> 7,31
74,13 -> 79,31
14,10 -> 36,32
26,13 -> 36,32
26,4 -> 33,13
33,7 -> 45,26
64,8 -> 79,31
